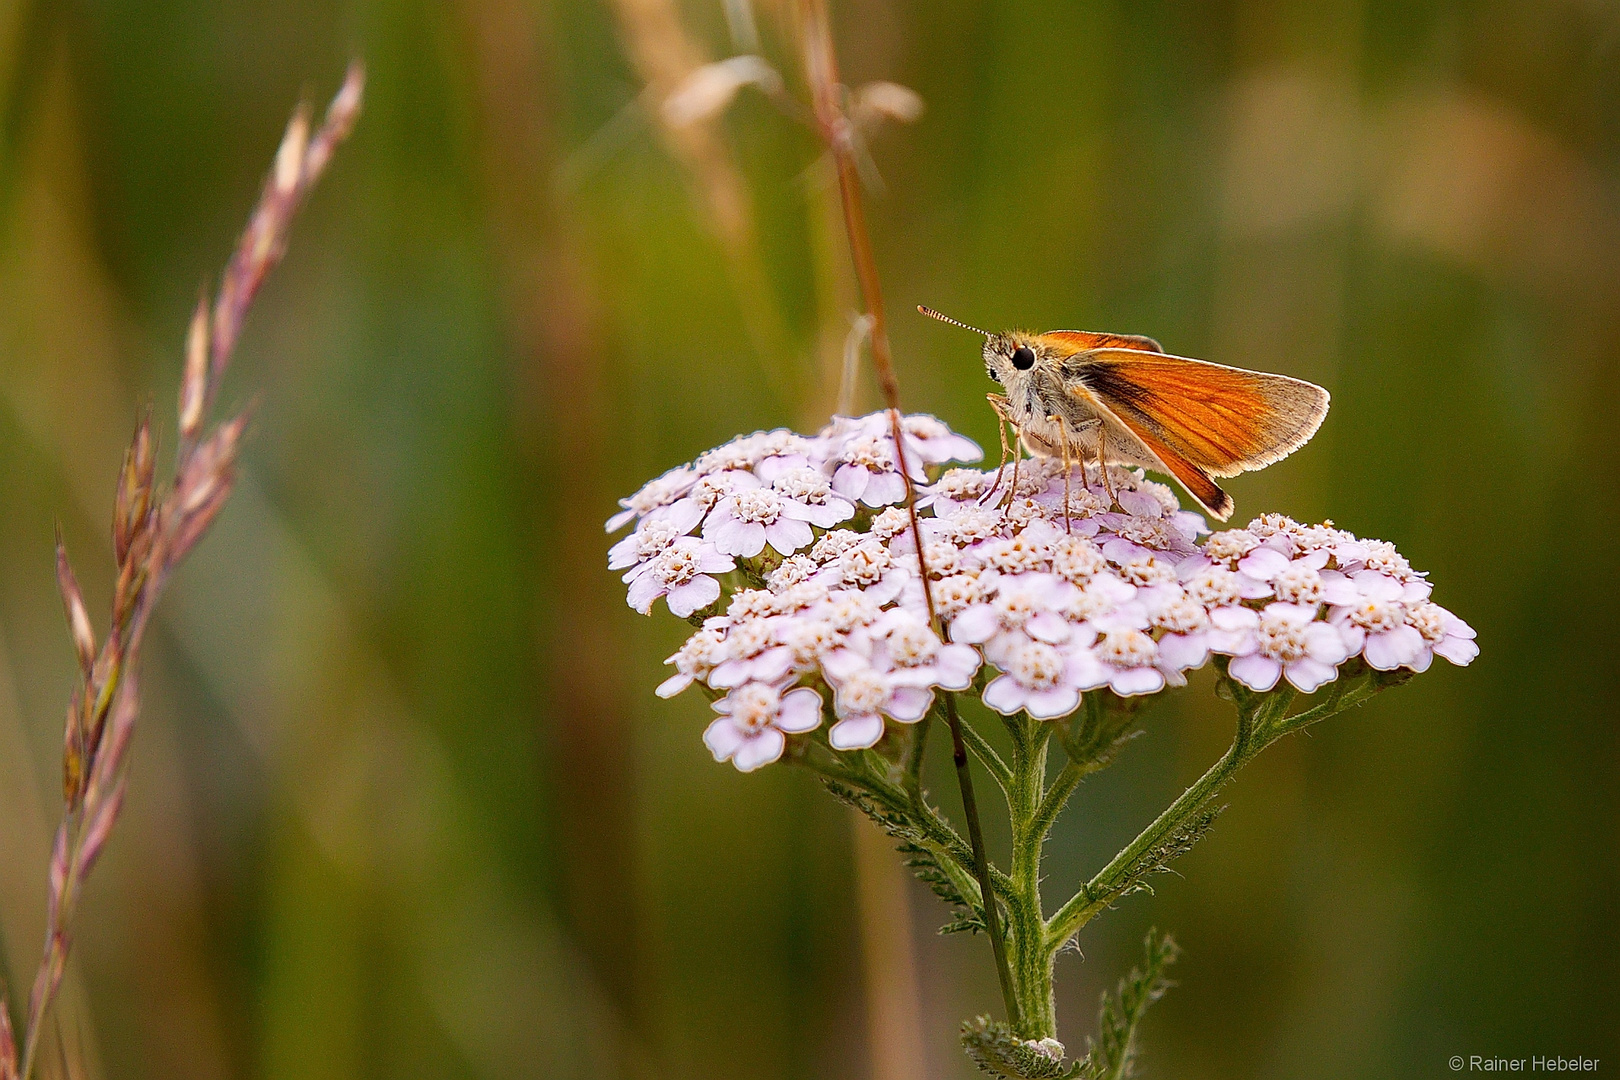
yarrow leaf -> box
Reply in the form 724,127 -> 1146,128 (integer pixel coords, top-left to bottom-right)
962,1016 -> 1079,1079
1075,929 -> 1180,1080
823,780 -> 986,934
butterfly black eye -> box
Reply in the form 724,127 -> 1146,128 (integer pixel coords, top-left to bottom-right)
1011,345 -> 1036,371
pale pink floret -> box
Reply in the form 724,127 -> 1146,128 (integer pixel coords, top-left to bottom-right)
1096,515 -> 1199,562
708,640 -> 795,690
1233,544 -> 1331,600
704,683 -> 824,772
828,411 -> 983,467
1115,488 -> 1164,518
820,609 -> 980,749
1171,510 -> 1211,539
812,536 -> 915,607
1323,569 -> 1430,670
1141,585 -> 1212,680
981,639 -> 1084,718
624,537 -> 735,617
704,487 -> 817,557
606,464 -> 700,533
915,467 -> 991,512
896,414 -> 983,465
831,434 -> 912,507
653,469 -> 761,538
949,573 -> 1078,655
770,466 -> 857,527
1220,603 -> 1352,692
820,662 -> 902,749
608,518 -> 684,572
657,625 -> 726,698
1070,626 -> 1166,697
1404,600 -> 1479,671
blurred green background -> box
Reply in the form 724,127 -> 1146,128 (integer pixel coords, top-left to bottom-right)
0,0 -> 1614,1077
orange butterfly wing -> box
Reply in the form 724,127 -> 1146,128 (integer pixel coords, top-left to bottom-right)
1041,330 -> 1165,355
1062,347 -> 1330,478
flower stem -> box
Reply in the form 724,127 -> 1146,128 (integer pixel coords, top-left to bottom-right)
1006,716 -> 1054,1038
1044,703 -> 1267,953
1043,672 -> 1398,955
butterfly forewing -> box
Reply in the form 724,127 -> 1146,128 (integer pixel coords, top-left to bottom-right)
1040,330 -> 1165,355
1065,347 -> 1329,477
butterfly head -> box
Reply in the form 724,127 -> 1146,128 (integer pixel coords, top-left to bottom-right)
983,330 -> 1072,388
916,306 -> 1076,388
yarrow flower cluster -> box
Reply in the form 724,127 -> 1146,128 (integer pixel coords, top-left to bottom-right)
609,412 -> 1477,772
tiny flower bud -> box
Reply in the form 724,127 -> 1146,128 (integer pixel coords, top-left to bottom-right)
179,292 -> 209,439
54,532 -> 95,675
112,532 -> 151,628
113,411 -> 156,565
170,411 -> 248,563
61,693 -> 86,807
274,110 -> 310,196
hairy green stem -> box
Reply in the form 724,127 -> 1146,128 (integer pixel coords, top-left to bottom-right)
1006,716 -> 1055,1037
1043,672 -> 1394,955
1044,696 -> 1272,952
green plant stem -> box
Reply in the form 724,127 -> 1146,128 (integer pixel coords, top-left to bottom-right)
1043,692 -> 1279,952
1029,758 -> 1088,850
1044,670 -> 1396,955
1005,715 -> 1055,1038
957,716 -> 1013,795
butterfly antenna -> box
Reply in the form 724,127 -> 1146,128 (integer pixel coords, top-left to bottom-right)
918,305 -> 989,338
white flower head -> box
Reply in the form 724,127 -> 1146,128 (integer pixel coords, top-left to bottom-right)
613,414 -> 1475,770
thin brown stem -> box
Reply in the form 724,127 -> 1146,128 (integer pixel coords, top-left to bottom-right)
798,0 -> 1019,1028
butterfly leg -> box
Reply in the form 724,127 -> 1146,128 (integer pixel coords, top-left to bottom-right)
980,394 -> 1015,506
992,413 -> 1025,513
1048,413 -> 1075,533
1097,425 -> 1118,509
1001,433 -> 1024,512
1058,417 -> 1104,530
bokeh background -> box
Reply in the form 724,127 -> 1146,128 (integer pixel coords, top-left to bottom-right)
0,0 -> 1615,1077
